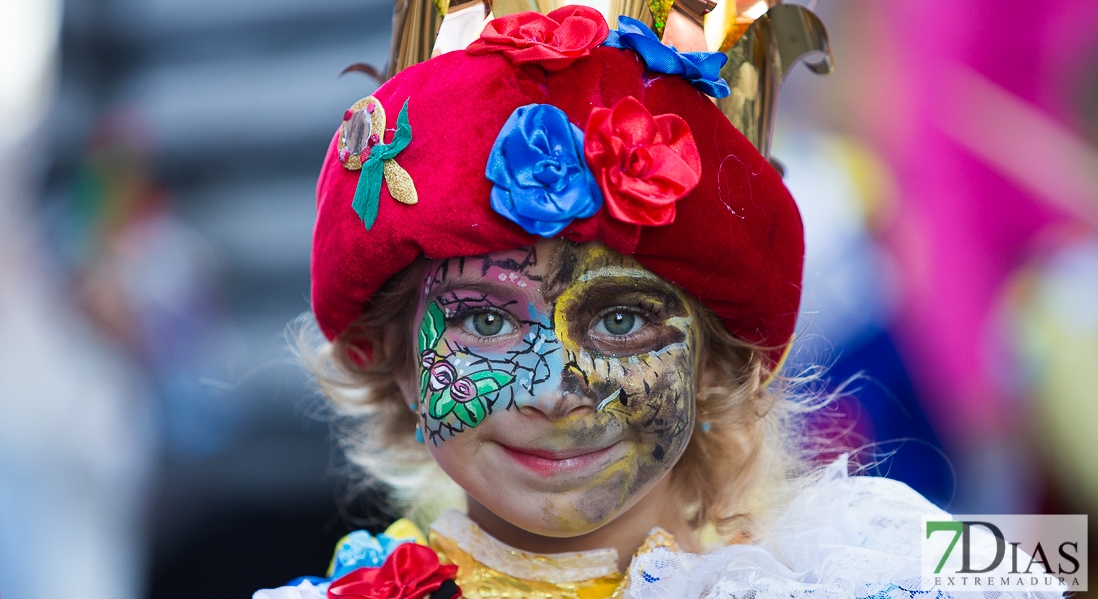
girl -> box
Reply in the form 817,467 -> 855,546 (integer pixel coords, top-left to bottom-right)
257,7 -> 1050,599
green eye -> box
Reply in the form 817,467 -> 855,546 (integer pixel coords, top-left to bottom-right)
599,311 -> 638,336
463,311 -> 512,337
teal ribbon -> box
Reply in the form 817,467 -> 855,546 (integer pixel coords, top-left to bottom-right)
352,99 -> 413,230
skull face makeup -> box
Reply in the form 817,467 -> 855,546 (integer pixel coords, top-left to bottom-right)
410,239 -> 699,537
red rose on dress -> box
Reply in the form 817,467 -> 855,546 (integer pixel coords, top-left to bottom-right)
465,6 -> 609,71
327,543 -> 460,599
583,96 -> 702,226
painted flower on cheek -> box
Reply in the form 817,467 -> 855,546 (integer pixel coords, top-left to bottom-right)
449,377 -> 477,403
584,96 -> 702,226
428,360 -> 456,392
420,350 -> 437,369
417,300 -> 517,430
487,103 -> 603,237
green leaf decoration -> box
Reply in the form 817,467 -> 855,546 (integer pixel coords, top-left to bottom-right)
417,301 -> 445,355
429,388 -> 455,420
467,370 -> 515,396
453,399 -> 487,428
352,99 -> 413,230
419,370 -> 429,399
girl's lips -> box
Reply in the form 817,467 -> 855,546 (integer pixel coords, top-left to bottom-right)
498,443 -> 617,477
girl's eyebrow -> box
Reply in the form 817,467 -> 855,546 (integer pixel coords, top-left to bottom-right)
565,273 -> 689,318
576,265 -> 661,284
576,266 -> 684,300
426,278 -> 528,305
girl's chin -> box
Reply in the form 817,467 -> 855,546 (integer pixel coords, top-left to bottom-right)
469,477 -> 637,538
484,498 -> 617,538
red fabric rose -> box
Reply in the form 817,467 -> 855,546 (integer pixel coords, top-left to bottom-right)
584,96 -> 702,226
465,6 -> 608,71
327,543 -> 460,599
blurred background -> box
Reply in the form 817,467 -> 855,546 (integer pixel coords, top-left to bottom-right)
0,0 -> 1094,597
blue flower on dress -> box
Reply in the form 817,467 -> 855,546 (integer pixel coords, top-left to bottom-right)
487,104 -> 603,237
329,530 -> 410,578
284,528 -> 418,587
603,16 -> 730,98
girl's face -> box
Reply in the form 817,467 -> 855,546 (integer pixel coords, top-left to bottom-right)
410,239 -> 700,536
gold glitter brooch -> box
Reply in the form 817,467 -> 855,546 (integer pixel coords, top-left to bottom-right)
339,96 -> 418,229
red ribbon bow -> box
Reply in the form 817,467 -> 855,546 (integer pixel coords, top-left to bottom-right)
327,543 -> 460,599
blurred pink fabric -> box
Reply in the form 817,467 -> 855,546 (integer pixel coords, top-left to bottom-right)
870,0 -> 1098,442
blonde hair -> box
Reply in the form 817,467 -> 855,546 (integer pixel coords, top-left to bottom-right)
296,257 -> 819,536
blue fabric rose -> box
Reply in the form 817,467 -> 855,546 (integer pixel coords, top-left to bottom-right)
487,104 -> 603,237
603,16 -> 730,98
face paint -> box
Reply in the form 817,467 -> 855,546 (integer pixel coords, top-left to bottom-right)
414,247 -> 567,442
536,244 -> 697,527
417,300 -> 516,429
411,240 -> 699,536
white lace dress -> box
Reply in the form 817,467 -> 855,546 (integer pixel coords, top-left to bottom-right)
623,456 -> 1063,599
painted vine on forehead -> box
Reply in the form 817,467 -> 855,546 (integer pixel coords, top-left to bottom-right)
417,301 -> 516,429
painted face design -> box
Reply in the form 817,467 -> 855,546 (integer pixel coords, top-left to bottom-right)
412,240 -> 698,535
417,299 -> 517,429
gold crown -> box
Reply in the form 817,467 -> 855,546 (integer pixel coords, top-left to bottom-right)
382,0 -> 833,159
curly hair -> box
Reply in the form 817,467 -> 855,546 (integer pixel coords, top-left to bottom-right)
295,253 -> 819,538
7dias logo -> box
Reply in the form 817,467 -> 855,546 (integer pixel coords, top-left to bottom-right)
921,515 -> 1087,592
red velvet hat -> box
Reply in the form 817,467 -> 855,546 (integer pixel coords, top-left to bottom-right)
312,7 -> 803,367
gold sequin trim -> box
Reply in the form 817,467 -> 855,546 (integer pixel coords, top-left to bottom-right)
384,160 -> 418,205
647,0 -> 674,37
431,533 -> 625,599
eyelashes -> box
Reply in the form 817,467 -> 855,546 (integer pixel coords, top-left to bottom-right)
446,307 -> 521,344
458,309 -> 516,339
589,306 -> 649,338
437,295 -> 682,357
584,305 -> 678,357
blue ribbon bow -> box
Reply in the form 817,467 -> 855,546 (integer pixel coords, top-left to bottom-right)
603,16 -> 730,99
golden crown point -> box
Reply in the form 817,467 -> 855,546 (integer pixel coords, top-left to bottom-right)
383,0 -> 833,158
718,3 -> 834,158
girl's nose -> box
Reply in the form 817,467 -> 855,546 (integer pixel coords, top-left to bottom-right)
515,350 -> 598,420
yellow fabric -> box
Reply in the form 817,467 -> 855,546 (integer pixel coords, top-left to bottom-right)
429,527 -> 678,599
385,518 -> 429,545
